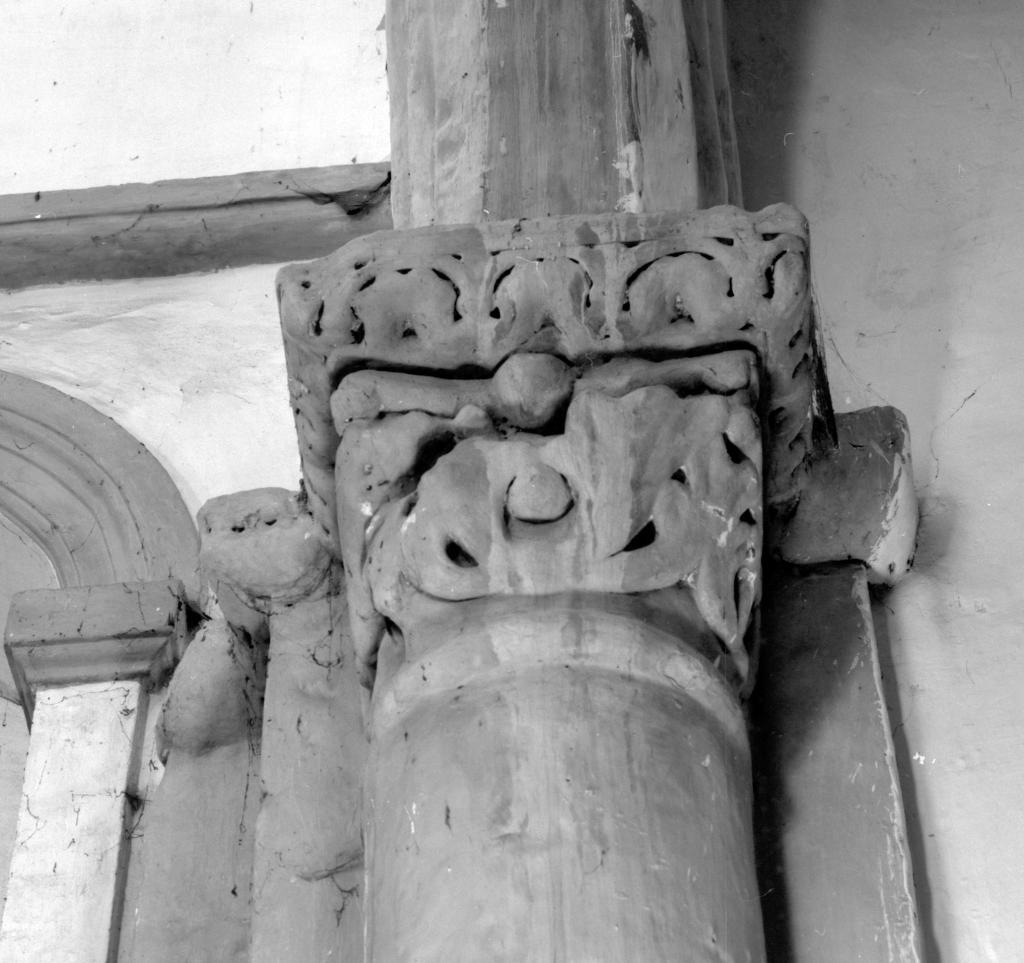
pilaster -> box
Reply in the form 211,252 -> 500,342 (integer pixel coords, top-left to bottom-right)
197,489 -> 366,963
0,579 -> 185,963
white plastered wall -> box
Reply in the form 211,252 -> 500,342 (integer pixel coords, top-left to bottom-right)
0,0 -> 388,194
733,2 -> 1024,959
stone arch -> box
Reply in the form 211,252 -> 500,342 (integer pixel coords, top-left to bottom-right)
0,371 -> 199,921
0,370 -> 198,597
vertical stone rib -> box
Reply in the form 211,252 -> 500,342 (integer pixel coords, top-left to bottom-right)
705,0 -> 743,204
388,0 -> 739,227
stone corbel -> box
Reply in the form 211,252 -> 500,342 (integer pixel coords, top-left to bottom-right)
778,405 -> 917,582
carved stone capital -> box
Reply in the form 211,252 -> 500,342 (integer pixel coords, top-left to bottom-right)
278,206 -> 831,692
280,205 -> 821,530
353,378 -> 761,687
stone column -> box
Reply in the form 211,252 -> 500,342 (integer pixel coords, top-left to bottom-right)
268,2 -> 920,960
366,606 -> 759,960
273,9 -> 798,959
0,579 -> 186,963
279,204 -> 821,960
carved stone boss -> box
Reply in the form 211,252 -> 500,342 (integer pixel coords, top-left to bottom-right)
278,203 -> 825,960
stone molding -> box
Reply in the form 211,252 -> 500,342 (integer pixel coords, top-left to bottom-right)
0,371 -> 199,596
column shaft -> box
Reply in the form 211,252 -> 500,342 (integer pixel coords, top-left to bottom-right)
0,682 -> 145,963
366,608 -> 765,962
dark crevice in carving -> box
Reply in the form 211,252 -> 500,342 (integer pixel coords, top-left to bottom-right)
444,539 -> 478,568
329,171 -> 391,218
618,519 -> 657,553
671,467 -> 688,486
669,303 -> 695,325
620,250 -> 724,316
760,232 -> 779,241
301,279 -> 312,289
739,509 -> 757,526
583,340 -> 761,368
396,268 -> 412,276
726,278 -> 734,298
310,300 -> 325,337
408,433 -> 458,482
357,276 -> 376,292
330,359 -> 496,391
763,251 -> 786,300
623,0 -> 650,59
622,252 -> 705,295
381,616 -> 403,654
491,265 -> 516,292
732,575 -> 748,632
714,237 -> 735,246
723,433 -> 749,464
502,489 -> 512,533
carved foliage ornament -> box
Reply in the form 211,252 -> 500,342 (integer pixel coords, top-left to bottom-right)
277,205 -> 826,693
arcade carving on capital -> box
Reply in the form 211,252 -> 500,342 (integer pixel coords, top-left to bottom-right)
276,205 -> 826,693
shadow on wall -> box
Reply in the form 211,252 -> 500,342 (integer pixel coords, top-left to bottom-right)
728,0 -> 810,209
729,2 -> 945,960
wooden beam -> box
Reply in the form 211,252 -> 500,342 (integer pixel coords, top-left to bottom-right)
0,163 -> 392,289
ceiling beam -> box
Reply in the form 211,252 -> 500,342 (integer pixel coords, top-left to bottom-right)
0,163 -> 392,290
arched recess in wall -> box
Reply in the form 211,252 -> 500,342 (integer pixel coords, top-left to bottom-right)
0,370 -> 199,682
